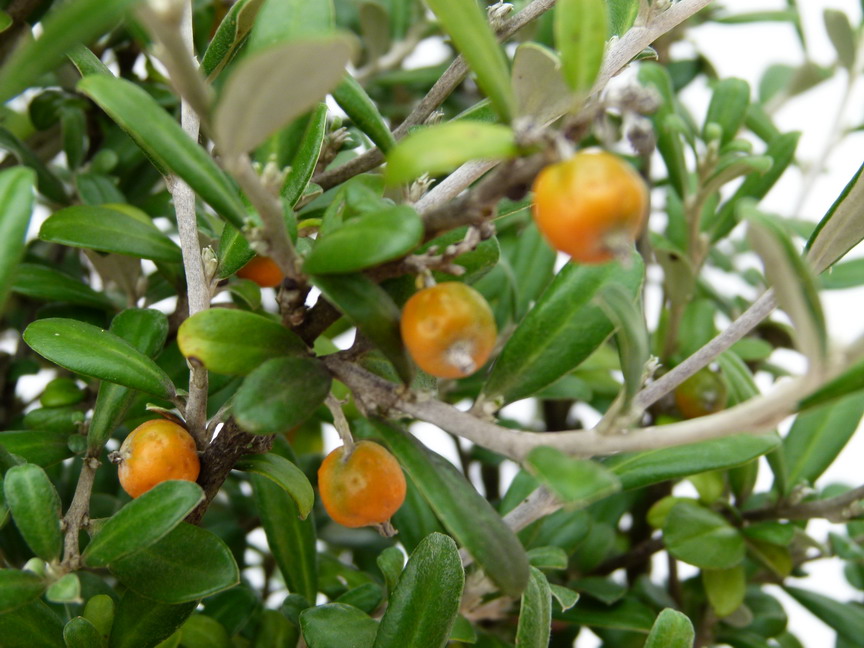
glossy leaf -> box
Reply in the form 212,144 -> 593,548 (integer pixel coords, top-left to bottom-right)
214,36 -> 354,156
0,600 -> 64,648
63,617 -> 104,648
512,43 -> 574,123
362,420 -> 529,596
82,481 -> 205,568
0,430 -> 73,468
177,309 -> 306,376
807,159 -> 864,273
0,568 -> 46,613
281,103 -> 328,206
77,76 -> 247,229
24,319 -> 175,399
663,502 -> 745,569
200,0 -> 267,78
0,167 -> 35,313
13,263 -> 115,310
784,586 -> 864,645
109,523 -> 240,604
216,223 -> 255,279
109,590 -> 196,648
333,74 -> 396,152
604,434 -> 778,491
300,603 -> 378,648
424,0 -> 514,121
555,0 -> 608,95
374,533 -> 464,648
525,447 -> 620,505
515,567 -> 552,648
482,254 -> 644,405
385,122 -> 517,185
0,0 -> 142,103
251,474 -> 317,602
0,127 -> 68,204
644,608 -> 695,648
4,464 -> 63,562
305,206 -> 423,274
313,273 -> 412,383
39,205 -> 182,263
234,452 -> 314,519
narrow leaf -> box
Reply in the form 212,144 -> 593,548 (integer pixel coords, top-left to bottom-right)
0,127 -> 68,203
200,0 -> 267,78
4,464 -> 63,562
807,159 -> 864,273
235,453 -> 314,519
281,102 -> 328,206
595,282 -> 649,406
785,586 -> 864,645
525,447 -> 620,505
13,263 -> 114,310
515,567 -> 552,648
555,0 -> 608,95
0,167 -> 35,314
332,74 -> 396,152
703,78 -> 750,144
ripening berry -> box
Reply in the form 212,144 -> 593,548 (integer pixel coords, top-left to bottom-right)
318,440 -> 407,528
237,256 -> 284,288
116,419 -> 200,498
400,282 -> 497,379
532,150 -> 648,264
674,367 -> 728,419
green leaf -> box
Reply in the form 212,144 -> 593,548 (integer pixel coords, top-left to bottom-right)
703,566 -> 746,617
66,44 -> 113,77
525,447 -> 620,505
246,0 -> 333,52
109,590 -> 195,648
0,167 -> 35,314
555,0 -> 608,96
0,0 -> 143,103
77,75 -> 247,229
251,473 -> 317,602
0,569 -> 46,613
252,609 -> 299,648
424,0 -> 514,121
312,273 -> 412,383
4,464 -> 63,562
333,74 -> 396,152
604,434 -> 779,491
177,309 -> 306,376
39,205 -> 182,263
512,43 -> 574,125
234,453 -> 314,519
807,159 -> 864,273
216,223 -> 255,279
644,608 -> 695,648
526,546 -> 568,570
746,208 -> 826,364
63,617 -> 104,648
608,0 -> 639,35
45,573 -> 80,604
784,586 -> 864,645
783,393 -> 864,493
305,206 -> 423,274
214,36 -> 354,156
281,103 -> 328,206
663,502 -> 745,569
179,615 -> 232,648
704,78 -> 750,145
300,603 -> 378,648
13,263 -> 115,310
549,584 -> 580,611
639,63 -> 688,199
109,523 -> 240,604
595,282 -> 649,407
361,420 -> 529,596
515,567 -> 552,648
824,9 -> 857,69
0,600 -> 64,648
0,127 -> 68,204
0,430 -> 73,468
373,533 -> 464,648
800,356 -> 864,409
82,481 -> 205,568
555,596 -> 656,632
481,254 -> 644,405
83,594 -> 115,643
200,0 -> 267,78
24,318 -> 175,399
819,257 -> 864,289
385,122 -> 517,185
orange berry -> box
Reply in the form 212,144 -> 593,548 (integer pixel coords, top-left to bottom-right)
318,440 -> 406,528
532,150 -> 648,264
116,419 -> 200,499
673,368 -> 728,419
400,282 -> 497,379
237,256 -> 284,288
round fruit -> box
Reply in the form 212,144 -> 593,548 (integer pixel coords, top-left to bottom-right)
532,150 -> 648,264
318,440 -> 407,528
237,256 -> 283,288
673,367 -> 728,419
400,282 -> 497,379
116,419 -> 200,498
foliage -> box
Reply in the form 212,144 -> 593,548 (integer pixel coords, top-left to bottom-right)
1,0 -> 864,646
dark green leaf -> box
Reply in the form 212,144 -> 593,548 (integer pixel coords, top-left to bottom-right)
424,0 -> 514,121
313,273 -> 412,383
82,594 -> 115,642
515,567 -> 552,648
63,617 -> 104,648
177,309 -> 306,376
0,600 -> 64,648
555,0 -> 608,96
0,128 -> 68,203
784,586 -> 864,645
595,282 -> 649,406
0,167 -> 35,313
0,568 -> 46,613
800,356 -> 864,409
13,263 -> 115,310
526,546 -> 568,570
525,447 -> 620,505
4,464 -> 63,562
361,420 -> 529,596
246,0 -> 333,52
109,590 -> 195,648
555,596 -> 656,632
200,0 -> 267,78
234,452 -> 314,519
639,63 -> 688,198
216,223 -> 255,279
77,76 -> 247,229
807,159 -> 864,273
39,205 -> 182,263
663,502 -> 745,569
300,603 -> 378,648
252,609 -> 299,648
549,584 -> 580,611
24,318 -> 175,399
644,608 -> 695,648
333,75 -> 396,152
82,481 -> 205,568
373,533 -> 464,648
281,103 -> 328,206
109,523 -> 239,604
385,122 -> 517,185
0,430 -> 72,468
179,615 -> 232,648
481,254 -> 644,405
66,44 -> 113,77
608,0 -> 639,35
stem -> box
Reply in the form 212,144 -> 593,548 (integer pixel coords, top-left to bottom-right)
325,394 -> 355,455
745,483 -> 864,523
60,456 -> 100,571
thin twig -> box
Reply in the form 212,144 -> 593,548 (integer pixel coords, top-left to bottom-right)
745,483 -> 864,523
325,394 -> 355,454
60,457 -> 100,571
